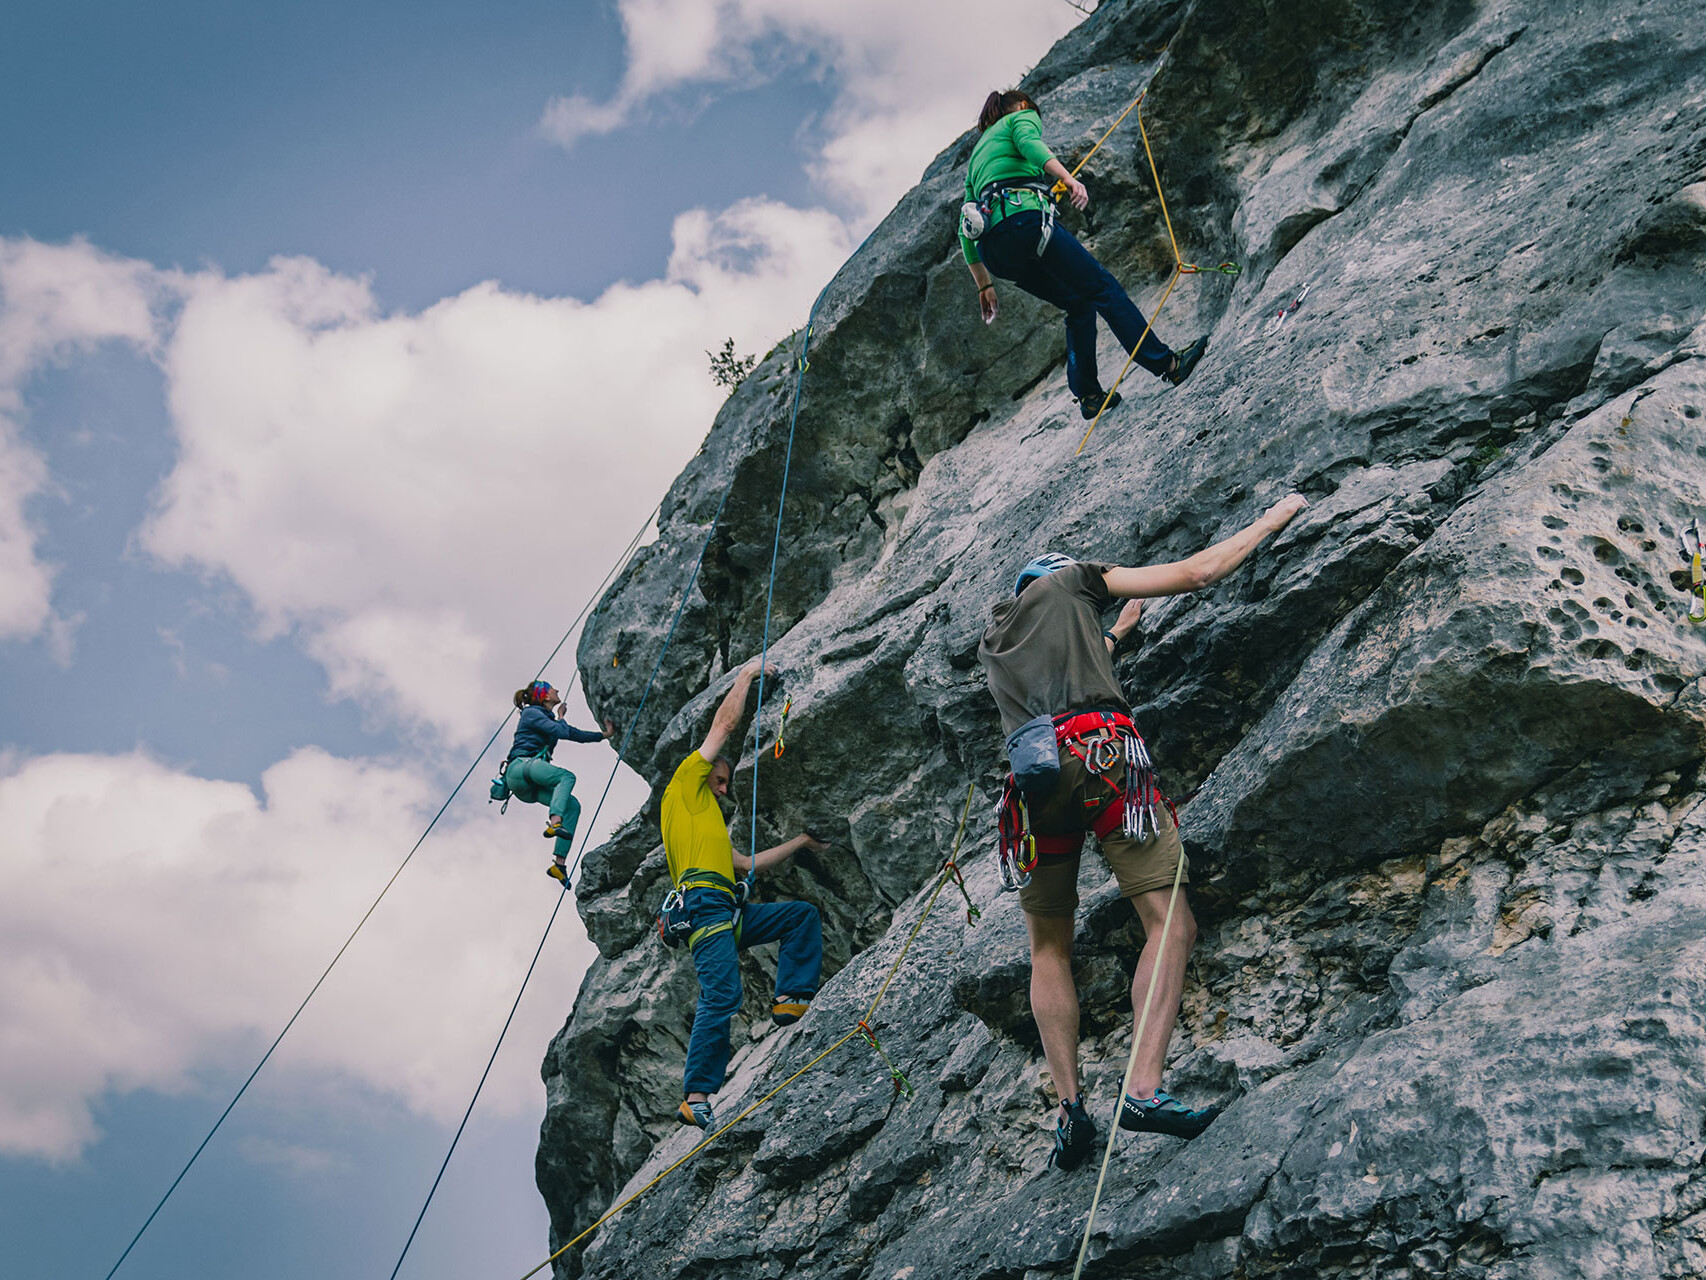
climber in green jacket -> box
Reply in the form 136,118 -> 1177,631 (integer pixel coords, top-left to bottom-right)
959,89 -> 1207,420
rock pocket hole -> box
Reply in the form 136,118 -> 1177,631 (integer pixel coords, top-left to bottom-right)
1561,567 -> 1585,585
1590,539 -> 1622,565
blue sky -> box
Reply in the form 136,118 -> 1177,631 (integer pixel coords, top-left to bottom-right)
0,3 -> 1081,1278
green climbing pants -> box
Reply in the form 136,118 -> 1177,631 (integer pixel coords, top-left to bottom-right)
504,758 -> 581,860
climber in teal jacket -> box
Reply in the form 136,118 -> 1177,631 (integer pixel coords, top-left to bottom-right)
504,680 -> 613,883
959,89 -> 1207,420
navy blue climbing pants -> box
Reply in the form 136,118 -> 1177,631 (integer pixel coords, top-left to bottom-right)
682,887 -> 823,1096
504,758 -> 580,860
978,209 -> 1175,397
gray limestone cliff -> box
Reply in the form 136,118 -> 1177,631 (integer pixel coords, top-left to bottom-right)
536,0 -> 1706,1275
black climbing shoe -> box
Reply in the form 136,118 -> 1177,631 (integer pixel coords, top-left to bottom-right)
546,862 -> 568,885
1049,1096 -> 1097,1171
1118,1090 -> 1220,1139
1078,388 -> 1122,420
543,817 -> 573,840
1164,336 -> 1208,387
771,996 -> 811,1027
678,1099 -> 715,1129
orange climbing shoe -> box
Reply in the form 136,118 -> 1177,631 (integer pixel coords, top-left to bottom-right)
678,1099 -> 715,1129
771,996 -> 811,1027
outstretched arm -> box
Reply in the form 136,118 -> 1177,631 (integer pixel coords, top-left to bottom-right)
1103,494 -> 1309,600
697,658 -> 775,763
734,833 -> 828,877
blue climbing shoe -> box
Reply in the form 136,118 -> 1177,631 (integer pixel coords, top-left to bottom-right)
677,1099 -> 715,1129
1048,1096 -> 1097,1171
1118,1090 -> 1220,1139
1164,336 -> 1208,387
1077,388 -> 1122,420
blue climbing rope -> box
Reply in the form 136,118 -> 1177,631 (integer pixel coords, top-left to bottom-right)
387,482 -> 739,1279
98,500 -> 660,1280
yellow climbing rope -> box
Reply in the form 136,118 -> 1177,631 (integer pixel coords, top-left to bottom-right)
516,783 -> 979,1280
1069,825 -> 1189,1280
1070,46 -> 1239,456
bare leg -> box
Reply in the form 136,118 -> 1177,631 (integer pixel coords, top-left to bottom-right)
1026,912 -> 1082,1112
1126,889 -> 1197,1099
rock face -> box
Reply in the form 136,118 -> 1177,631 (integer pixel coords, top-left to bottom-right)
537,0 -> 1706,1276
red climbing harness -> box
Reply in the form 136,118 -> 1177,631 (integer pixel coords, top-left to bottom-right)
996,709 -> 1170,892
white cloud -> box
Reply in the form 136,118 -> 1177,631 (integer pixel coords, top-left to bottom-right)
0,238 -> 163,645
140,198 -> 850,747
540,0 -> 1084,223
0,745 -> 642,1162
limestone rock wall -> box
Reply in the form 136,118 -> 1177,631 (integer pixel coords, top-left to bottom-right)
538,0 -> 1706,1275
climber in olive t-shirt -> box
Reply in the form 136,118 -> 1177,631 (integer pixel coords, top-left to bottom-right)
977,494 -> 1308,1172
661,656 -> 829,1131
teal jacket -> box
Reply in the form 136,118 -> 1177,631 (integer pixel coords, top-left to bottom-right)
959,109 -> 1056,265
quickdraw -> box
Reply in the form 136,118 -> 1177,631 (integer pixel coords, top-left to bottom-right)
773,696 -> 792,758
857,1020 -> 913,1099
1681,518 -> 1705,623
1178,260 -> 1241,276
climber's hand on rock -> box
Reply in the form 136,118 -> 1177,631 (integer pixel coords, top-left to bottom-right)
979,285 -> 999,325
1265,493 -> 1309,530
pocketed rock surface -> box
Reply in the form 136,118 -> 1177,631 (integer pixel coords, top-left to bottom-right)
537,0 -> 1706,1275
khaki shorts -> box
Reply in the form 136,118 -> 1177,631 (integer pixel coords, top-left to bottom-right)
1016,751 -> 1189,918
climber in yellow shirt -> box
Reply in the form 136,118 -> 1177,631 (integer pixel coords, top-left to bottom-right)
662,656 -> 828,1130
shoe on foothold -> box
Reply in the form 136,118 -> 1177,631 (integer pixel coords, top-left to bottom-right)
543,818 -> 572,840
1164,336 -> 1208,387
1049,1096 -> 1097,1171
678,1099 -> 715,1129
1118,1090 -> 1220,1139
546,862 -> 568,884
771,996 -> 811,1027
1077,388 -> 1123,420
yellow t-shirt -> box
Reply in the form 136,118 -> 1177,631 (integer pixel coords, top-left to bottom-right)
660,752 -> 735,886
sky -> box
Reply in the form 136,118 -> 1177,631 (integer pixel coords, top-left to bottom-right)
0,3 -> 1086,1279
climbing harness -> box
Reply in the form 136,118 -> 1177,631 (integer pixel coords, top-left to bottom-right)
997,710 -> 1167,895
656,871 -> 748,951
773,696 -> 792,758
962,178 -> 1060,257
1681,518 -> 1705,623
517,783 -> 981,1280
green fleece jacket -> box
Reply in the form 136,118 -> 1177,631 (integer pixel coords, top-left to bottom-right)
959,109 -> 1056,265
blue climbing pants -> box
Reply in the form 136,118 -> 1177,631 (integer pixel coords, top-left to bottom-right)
978,209 -> 1175,397
504,758 -> 580,861
682,887 -> 823,1096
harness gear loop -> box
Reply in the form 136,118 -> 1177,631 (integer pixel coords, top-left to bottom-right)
997,778 -> 1039,892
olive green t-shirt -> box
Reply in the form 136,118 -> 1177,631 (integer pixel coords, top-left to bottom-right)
977,562 -> 1131,736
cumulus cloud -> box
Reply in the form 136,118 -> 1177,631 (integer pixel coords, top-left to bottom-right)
0,745 -> 641,1162
0,238 -> 163,645
141,198 -> 850,747
539,0 -> 1083,222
